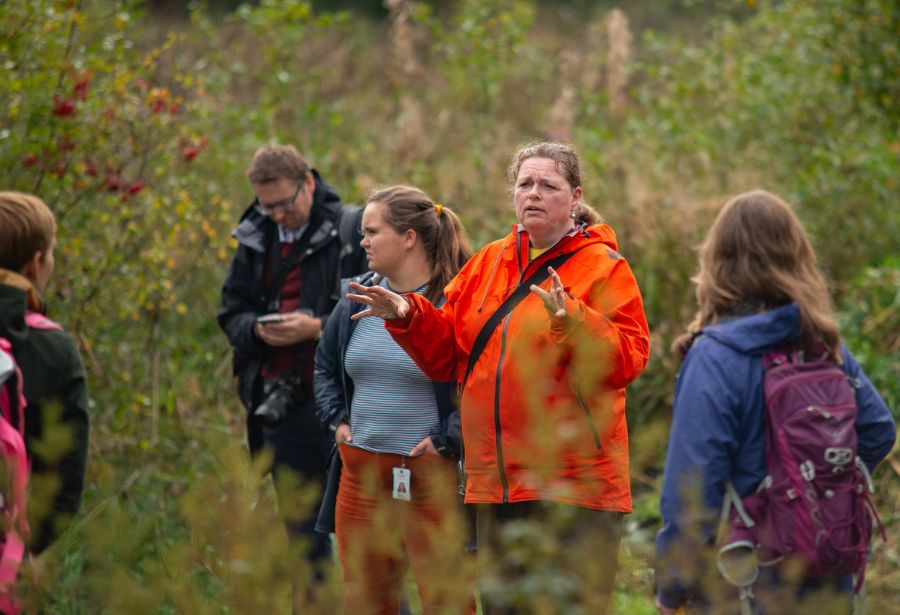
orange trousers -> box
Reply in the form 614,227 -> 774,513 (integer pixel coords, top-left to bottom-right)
335,443 -> 474,615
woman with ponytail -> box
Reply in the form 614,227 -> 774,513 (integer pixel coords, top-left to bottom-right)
314,185 -> 473,614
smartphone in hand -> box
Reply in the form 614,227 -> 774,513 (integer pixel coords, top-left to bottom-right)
257,313 -> 286,325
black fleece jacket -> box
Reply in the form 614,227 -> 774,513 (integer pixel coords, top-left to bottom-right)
0,273 -> 89,555
217,170 -> 367,454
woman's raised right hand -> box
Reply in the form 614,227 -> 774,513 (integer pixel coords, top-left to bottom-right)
347,282 -> 411,321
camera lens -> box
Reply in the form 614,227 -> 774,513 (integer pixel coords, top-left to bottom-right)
254,386 -> 293,424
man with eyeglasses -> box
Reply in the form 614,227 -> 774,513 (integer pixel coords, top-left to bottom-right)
217,143 -> 367,595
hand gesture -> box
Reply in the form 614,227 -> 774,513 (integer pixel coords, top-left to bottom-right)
347,282 -> 411,321
256,311 -> 321,346
530,266 -> 567,319
409,436 -> 438,457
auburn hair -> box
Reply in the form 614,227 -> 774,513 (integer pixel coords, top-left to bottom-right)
0,191 -> 56,272
674,189 -> 840,359
366,185 -> 472,305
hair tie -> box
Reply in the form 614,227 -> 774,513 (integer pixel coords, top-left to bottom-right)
434,203 -> 443,217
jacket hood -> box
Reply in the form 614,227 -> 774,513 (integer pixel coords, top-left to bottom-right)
232,169 -> 342,252
702,303 -> 801,355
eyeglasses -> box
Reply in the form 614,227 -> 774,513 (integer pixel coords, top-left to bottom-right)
256,185 -> 301,216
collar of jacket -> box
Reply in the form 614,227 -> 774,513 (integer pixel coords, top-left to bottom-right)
0,268 -> 43,312
231,168 -> 343,253
339,270 -> 381,301
503,222 -> 619,276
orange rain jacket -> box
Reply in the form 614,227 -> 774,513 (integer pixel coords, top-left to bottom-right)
386,224 -> 650,511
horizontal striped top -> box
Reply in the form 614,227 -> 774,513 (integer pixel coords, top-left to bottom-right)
344,280 -> 439,455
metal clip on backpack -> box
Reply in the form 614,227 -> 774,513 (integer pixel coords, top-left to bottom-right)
717,348 -> 887,614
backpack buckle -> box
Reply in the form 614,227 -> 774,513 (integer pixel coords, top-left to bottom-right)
824,447 -> 852,467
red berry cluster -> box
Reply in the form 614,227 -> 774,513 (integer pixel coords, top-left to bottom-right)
52,71 -> 92,118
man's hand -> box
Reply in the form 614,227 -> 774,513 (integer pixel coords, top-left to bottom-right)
335,423 -> 352,445
347,282 -> 410,321
530,266 -> 567,319
256,311 -> 321,346
409,436 -> 438,457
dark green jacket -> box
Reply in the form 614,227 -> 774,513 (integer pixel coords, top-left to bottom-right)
0,272 -> 90,554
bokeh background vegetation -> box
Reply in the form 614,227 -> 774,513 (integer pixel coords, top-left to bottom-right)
0,0 -> 897,612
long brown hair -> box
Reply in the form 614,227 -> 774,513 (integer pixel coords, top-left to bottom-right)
674,189 -> 840,359
506,141 -> 603,226
366,185 -> 472,305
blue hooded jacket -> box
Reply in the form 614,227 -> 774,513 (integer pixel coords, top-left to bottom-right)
655,303 -> 896,609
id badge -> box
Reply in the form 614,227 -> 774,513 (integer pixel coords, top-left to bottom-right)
392,466 -> 411,501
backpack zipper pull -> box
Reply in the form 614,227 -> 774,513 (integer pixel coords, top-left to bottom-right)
806,405 -> 832,420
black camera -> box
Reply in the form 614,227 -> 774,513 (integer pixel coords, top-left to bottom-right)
254,381 -> 296,424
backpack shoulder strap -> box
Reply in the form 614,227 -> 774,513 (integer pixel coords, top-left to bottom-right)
0,340 -> 15,387
462,249 -> 580,387
0,337 -> 27,434
25,311 -> 63,331
339,204 -> 364,259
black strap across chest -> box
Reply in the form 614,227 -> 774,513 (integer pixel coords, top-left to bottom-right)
462,249 -> 580,387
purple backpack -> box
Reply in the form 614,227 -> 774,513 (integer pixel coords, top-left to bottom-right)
718,348 -> 886,602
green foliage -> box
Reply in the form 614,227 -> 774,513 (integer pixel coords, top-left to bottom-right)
0,0 -> 897,611
838,258 -> 900,417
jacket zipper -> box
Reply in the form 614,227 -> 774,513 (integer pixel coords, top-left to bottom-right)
339,315 -> 352,423
494,312 -> 513,502
574,385 -> 602,450
487,236 -> 525,502
491,231 -> 582,502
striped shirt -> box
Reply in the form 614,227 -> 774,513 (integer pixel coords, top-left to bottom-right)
344,281 -> 439,455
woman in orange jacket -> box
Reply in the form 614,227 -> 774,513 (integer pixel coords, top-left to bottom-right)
348,142 -> 651,613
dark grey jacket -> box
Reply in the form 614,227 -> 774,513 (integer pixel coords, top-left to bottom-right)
217,171 -> 367,454
0,277 -> 89,554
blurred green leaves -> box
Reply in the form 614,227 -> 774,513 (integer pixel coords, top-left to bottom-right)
1,0 -> 896,611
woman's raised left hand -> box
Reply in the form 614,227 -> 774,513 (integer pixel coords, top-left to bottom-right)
347,282 -> 411,321
530,266 -> 567,319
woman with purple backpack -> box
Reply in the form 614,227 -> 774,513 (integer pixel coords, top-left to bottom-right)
654,190 -> 896,614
